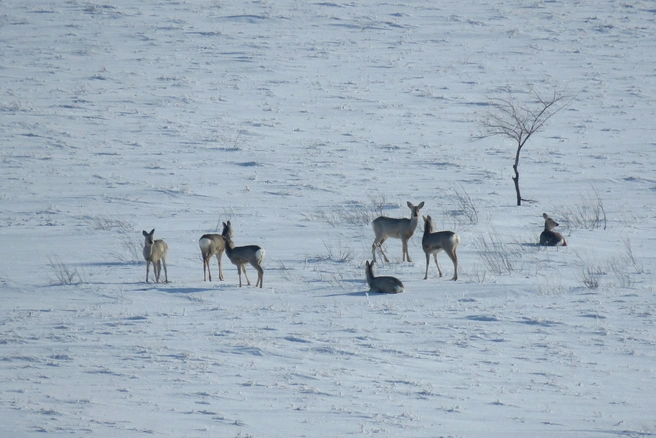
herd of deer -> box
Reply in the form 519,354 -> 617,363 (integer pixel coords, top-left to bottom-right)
142,202 -> 567,293
142,221 -> 265,287
365,203 -> 566,293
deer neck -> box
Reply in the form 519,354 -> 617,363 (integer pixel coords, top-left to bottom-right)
423,219 -> 432,236
143,242 -> 154,259
408,214 -> 419,230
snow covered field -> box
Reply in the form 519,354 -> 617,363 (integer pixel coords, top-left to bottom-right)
1,1 -> 655,436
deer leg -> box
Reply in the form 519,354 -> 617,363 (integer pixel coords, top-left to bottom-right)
154,260 -> 160,283
375,237 -> 390,263
372,237 -> 388,263
146,261 -> 151,283
203,256 -> 209,281
402,238 -> 412,262
206,255 -> 213,281
237,265 -> 242,287
424,252 -> 430,280
447,248 -> 458,281
241,265 -> 251,286
402,239 -> 407,262
433,253 -> 443,277
162,259 -> 168,283
217,253 -> 224,281
253,263 -> 263,288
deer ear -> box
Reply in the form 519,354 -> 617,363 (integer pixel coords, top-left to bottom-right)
418,201 -> 425,209
142,230 -> 148,236
543,213 -> 549,219
150,229 -> 155,235
407,201 -> 413,208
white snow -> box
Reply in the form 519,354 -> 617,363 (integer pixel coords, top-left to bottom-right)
1,0 -> 655,436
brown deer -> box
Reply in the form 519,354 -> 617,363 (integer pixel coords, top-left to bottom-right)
421,215 -> 460,281
371,201 -> 424,263
223,227 -> 265,288
142,229 -> 168,283
199,220 -> 233,281
365,260 -> 405,294
539,213 -> 567,246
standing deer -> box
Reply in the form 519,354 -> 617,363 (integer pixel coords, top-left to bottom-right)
365,260 -> 405,294
371,201 -> 424,263
421,215 -> 460,281
539,213 -> 567,246
199,220 -> 233,281
142,229 -> 168,283
223,227 -> 265,288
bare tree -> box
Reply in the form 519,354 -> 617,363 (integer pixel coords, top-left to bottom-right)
481,87 -> 571,206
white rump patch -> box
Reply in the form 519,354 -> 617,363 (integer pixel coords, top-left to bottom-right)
199,238 -> 212,252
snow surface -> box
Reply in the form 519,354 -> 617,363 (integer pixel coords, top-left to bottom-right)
1,0 -> 655,436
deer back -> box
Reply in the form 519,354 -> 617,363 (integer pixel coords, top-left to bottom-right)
540,230 -> 566,246
540,214 -> 567,246
422,216 -> 457,251
225,238 -> 264,264
370,276 -> 405,294
365,261 -> 404,293
372,201 -> 424,239
423,230 -> 458,252
149,240 -> 168,260
372,216 -> 416,239
199,234 -> 226,256
143,229 -> 168,261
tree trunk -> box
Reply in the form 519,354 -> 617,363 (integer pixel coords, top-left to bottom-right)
513,163 -> 521,206
513,143 -> 524,206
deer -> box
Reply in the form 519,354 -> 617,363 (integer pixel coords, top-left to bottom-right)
142,229 -> 168,283
371,201 -> 424,263
539,213 -> 567,246
222,224 -> 265,288
365,260 -> 405,294
421,215 -> 460,281
198,220 -> 233,281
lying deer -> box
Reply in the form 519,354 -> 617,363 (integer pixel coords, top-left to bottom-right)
371,201 -> 424,263
539,213 -> 567,246
142,229 -> 168,283
421,215 -> 460,281
223,226 -> 265,288
199,220 -> 233,281
365,260 -> 405,294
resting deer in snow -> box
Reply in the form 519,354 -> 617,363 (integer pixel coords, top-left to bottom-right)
371,201 -> 424,263
539,213 -> 567,246
421,215 -> 460,281
223,226 -> 265,288
199,220 -> 233,281
142,229 -> 168,283
365,260 -> 405,294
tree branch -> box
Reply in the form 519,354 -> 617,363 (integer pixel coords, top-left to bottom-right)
479,86 -> 572,205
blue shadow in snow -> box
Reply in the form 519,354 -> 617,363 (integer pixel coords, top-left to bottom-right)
158,287 -> 213,294
321,290 -> 399,298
